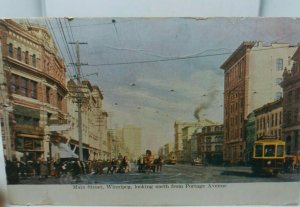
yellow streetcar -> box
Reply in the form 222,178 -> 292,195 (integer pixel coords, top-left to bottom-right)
252,136 -> 285,176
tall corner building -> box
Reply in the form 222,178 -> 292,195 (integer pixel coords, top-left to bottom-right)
220,41 -> 296,164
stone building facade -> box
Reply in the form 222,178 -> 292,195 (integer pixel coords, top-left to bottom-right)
281,46 -> 300,155
197,125 -> 224,165
0,20 -> 68,161
221,41 -> 296,163
253,98 -> 283,138
65,79 -> 109,160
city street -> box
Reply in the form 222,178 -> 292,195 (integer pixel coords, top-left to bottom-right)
18,164 -> 300,185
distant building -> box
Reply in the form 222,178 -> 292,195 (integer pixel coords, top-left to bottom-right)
174,119 -> 216,162
281,46 -> 300,155
197,125 -> 224,165
120,126 -> 142,159
221,41 -> 296,163
164,143 -> 174,158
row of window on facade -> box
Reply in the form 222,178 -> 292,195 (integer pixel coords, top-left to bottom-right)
203,136 -> 223,143
202,126 -> 223,133
256,112 -> 282,131
15,137 -> 43,151
202,144 -> 223,152
10,73 -> 63,110
8,43 -> 37,67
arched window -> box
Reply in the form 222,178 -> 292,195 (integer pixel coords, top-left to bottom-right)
25,51 -> 29,64
8,43 -> 13,57
32,54 -> 36,67
276,58 -> 283,71
17,47 -> 21,61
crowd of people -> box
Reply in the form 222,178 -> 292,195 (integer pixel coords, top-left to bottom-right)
5,151 -> 164,184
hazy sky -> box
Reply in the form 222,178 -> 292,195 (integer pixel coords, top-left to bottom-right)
28,18 -> 300,151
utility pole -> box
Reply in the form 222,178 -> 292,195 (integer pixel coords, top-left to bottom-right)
69,41 -> 87,161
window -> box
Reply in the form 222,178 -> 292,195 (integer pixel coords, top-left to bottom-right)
215,136 -> 223,142
276,78 -> 282,85
21,77 -> 27,96
46,86 -> 51,103
276,58 -> 283,71
277,145 -> 284,157
30,81 -> 37,99
271,114 -> 274,127
275,113 -> 278,126
57,93 -> 63,109
206,137 -> 211,143
255,145 -> 263,157
25,51 -> 29,64
207,127 -> 211,133
206,146 -> 211,152
279,111 -> 282,125
17,47 -> 21,61
10,74 -> 19,93
32,54 -> 36,67
8,43 -> 13,57
264,145 -> 275,157
15,138 -> 24,150
215,145 -> 222,152
275,92 -> 282,100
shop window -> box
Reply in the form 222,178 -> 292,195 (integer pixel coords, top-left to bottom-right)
15,138 -> 24,150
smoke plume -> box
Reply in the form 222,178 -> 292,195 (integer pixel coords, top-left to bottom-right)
194,89 -> 218,121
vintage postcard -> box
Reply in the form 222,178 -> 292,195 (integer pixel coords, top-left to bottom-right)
0,17 -> 299,206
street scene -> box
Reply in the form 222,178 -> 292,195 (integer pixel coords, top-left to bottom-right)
0,18 -> 300,184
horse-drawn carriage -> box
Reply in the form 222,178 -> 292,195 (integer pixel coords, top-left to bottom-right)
137,150 -> 162,173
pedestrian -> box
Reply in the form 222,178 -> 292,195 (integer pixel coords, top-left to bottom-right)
156,156 -> 163,173
39,159 -> 49,180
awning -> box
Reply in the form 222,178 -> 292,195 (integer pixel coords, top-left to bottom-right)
57,143 -> 79,159
16,133 -> 44,139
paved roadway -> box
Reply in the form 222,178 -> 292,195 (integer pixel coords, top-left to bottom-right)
19,164 -> 300,185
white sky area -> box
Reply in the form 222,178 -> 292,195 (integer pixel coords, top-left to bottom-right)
26,18 -> 300,152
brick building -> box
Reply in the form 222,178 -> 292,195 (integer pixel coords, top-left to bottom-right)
281,46 -> 300,155
221,41 -> 296,163
197,125 -> 224,165
0,20 -> 68,161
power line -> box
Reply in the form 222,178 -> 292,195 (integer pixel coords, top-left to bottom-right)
45,18 -> 74,79
63,19 -> 77,65
83,45 -> 296,67
55,18 -> 77,77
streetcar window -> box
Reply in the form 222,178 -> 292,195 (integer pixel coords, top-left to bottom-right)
277,145 -> 284,157
255,145 -> 263,157
264,145 -> 275,157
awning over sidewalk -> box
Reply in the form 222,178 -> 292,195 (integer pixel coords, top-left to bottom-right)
57,143 -> 79,159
